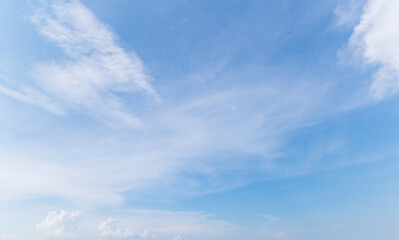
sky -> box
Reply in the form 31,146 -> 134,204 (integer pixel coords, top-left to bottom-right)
0,0 -> 399,239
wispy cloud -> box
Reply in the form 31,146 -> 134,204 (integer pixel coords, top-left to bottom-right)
36,210 -> 83,236
31,208 -> 288,240
0,84 -> 64,115
0,0 -> 157,127
0,1 -> 349,209
334,0 -> 367,27
2,1 -> 393,239
31,208 -> 239,240
0,80 -> 334,205
348,0 -> 399,99
97,209 -> 237,240
91,209 -> 290,240
0,0 -> 367,219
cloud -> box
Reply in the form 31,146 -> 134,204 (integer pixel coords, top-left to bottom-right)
349,0 -> 399,99
0,0 -> 353,209
260,215 -> 279,223
96,209 -> 237,240
98,217 -> 150,239
334,0 -> 366,27
97,209 -> 290,240
36,210 -> 83,236
0,80 -> 333,206
0,84 -> 64,115
0,0 -> 157,127
31,207 -> 285,240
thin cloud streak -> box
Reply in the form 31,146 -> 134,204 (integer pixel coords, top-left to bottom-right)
0,84 -> 64,115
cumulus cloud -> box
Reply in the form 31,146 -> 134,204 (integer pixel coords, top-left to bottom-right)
36,210 -> 83,236
98,217 -> 150,239
349,0 -> 399,99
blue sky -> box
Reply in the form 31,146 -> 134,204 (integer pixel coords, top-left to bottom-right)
0,0 -> 399,239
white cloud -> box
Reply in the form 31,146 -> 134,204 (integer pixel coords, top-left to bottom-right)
98,217 -> 150,239
0,0 -> 157,127
349,0 -> 399,99
36,210 -> 83,236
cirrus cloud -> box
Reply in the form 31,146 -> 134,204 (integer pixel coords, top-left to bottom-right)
0,0 -> 158,127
